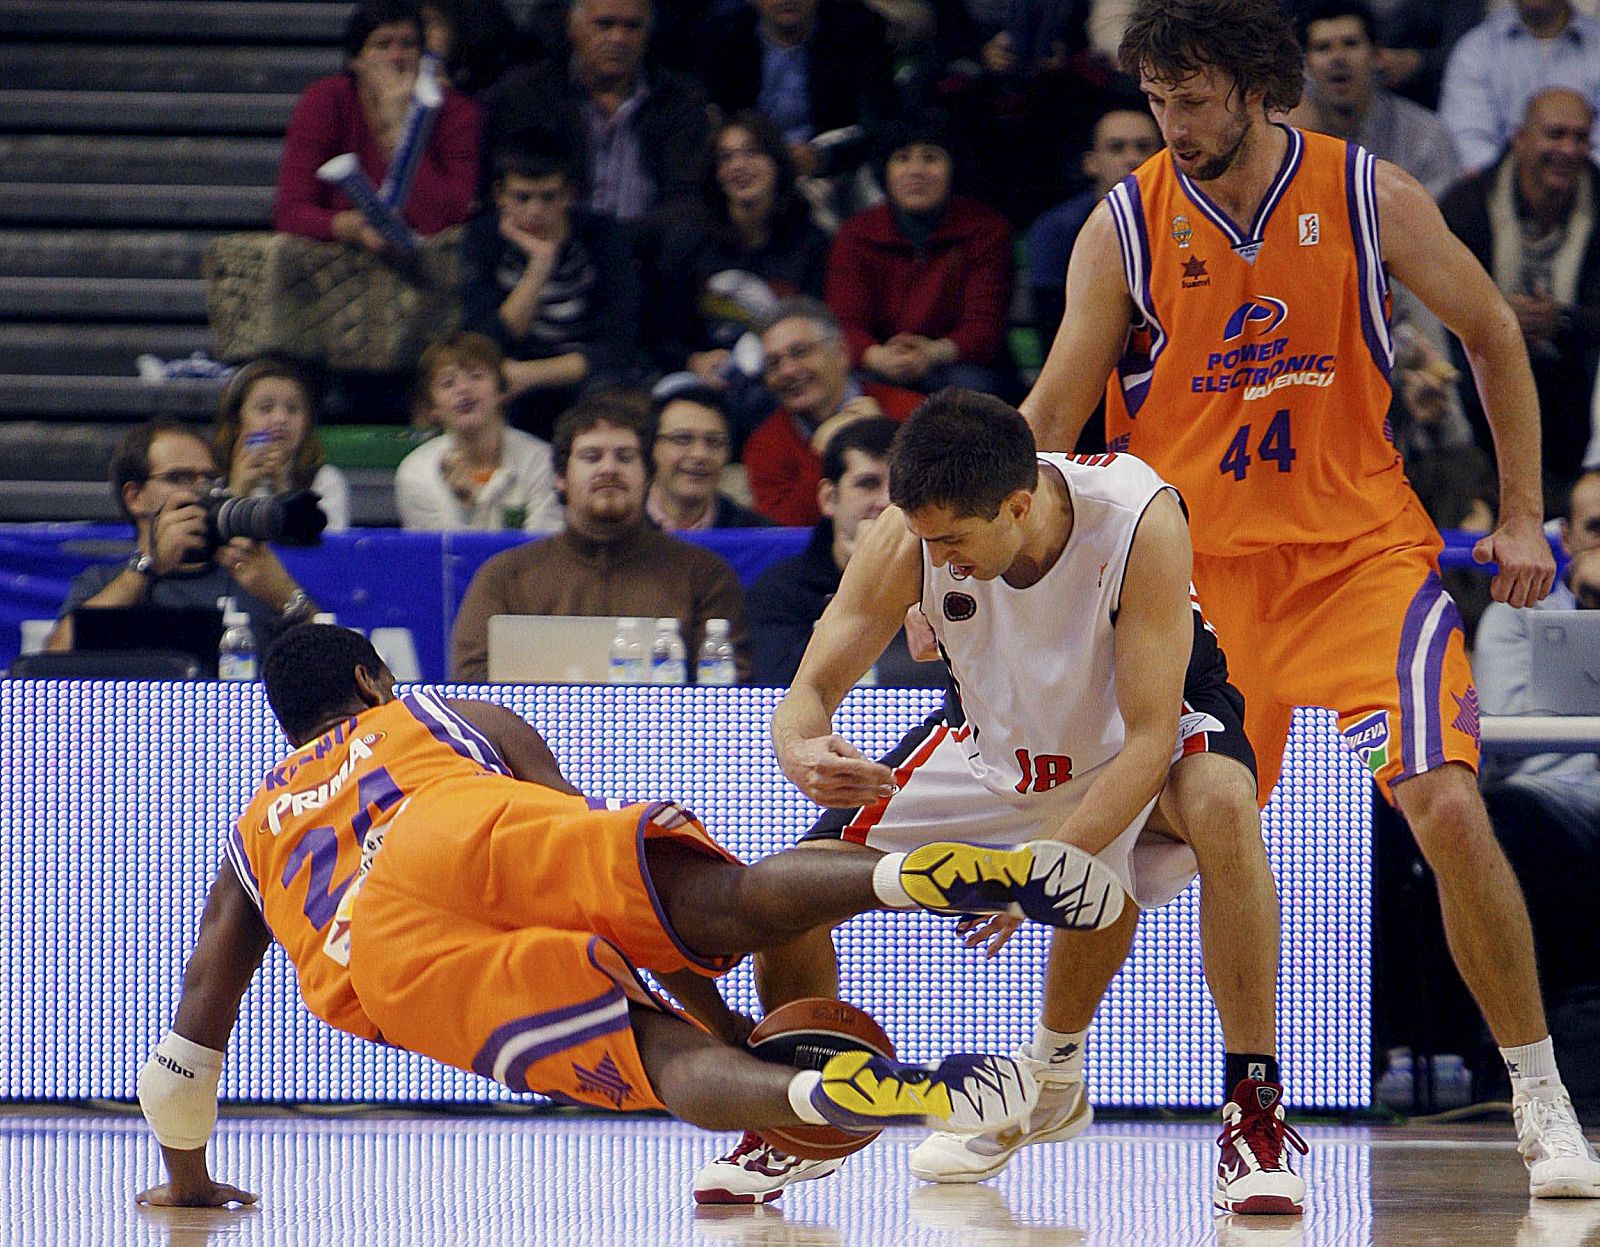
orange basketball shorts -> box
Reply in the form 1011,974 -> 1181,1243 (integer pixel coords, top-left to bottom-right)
346,775 -> 740,1111
1191,498 -> 1479,806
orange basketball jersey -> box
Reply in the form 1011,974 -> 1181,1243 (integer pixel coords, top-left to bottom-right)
1103,127 -> 1411,556
226,690 -> 515,1038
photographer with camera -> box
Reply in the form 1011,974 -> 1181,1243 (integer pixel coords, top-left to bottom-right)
44,421 -> 325,655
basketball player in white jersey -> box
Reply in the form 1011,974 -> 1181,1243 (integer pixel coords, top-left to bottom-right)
694,389 -> 1304,1214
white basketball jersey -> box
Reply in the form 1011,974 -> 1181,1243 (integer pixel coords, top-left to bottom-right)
921,452 -> 1176,800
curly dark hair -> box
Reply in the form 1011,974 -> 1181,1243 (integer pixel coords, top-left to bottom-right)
1119,0 -> 1304,116
701,111 -> 812,249
263,624 -> 387,745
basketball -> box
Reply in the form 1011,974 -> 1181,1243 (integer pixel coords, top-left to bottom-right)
746,998 -> 897,1160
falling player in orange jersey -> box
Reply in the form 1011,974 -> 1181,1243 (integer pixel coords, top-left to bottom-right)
1020,0 -> 1597,1204
132,624 -> 1144,1208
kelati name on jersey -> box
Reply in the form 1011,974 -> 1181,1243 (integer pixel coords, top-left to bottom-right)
259,732 -> 384,836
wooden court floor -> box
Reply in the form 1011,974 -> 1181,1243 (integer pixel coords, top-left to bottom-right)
6,1107 -> 1597,1247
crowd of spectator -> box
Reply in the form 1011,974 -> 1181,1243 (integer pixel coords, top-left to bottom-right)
48,0 -> 1600,684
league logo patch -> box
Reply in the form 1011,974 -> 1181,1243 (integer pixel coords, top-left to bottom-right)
1298,213 -> 1320,246
1341,710 -> 1391,775
943,592 -> 977,622
1171,214 -> 1193,248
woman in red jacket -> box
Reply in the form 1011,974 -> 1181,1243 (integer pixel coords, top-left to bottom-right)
825,110 -> 1016,398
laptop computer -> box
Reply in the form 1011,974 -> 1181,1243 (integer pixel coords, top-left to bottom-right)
487,614 -> 621,684
1528,610 -> 1600,716
72,605 -> 223,679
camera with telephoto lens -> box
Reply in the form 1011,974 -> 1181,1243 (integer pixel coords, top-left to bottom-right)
201,484 -> 328,551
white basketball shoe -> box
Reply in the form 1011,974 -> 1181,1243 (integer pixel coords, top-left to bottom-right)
692,1131 -> 843,1205
1513,1082 -> 1600,1198
909,1052 -> 1093,1183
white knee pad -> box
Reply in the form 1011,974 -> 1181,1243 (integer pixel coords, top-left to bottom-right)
137,1031 -> 224,1150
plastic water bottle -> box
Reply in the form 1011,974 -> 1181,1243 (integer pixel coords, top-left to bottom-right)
608,617 -> 647,684
695,618 -> 736,686
649,617 -> 687,685
218,598 -> 258,681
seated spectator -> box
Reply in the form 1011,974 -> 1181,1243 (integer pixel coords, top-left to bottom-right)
658,113 -> 830,391
395,332 -> 562,532
211,359 -> 351,532
1290,1 -> 1461,200
747,416 -> 946,687
44,422 -> 320,653
480,0 -> 709,233
743,297 -> 923,526
1477,469 -> 1600,1006
273,0 -> 480,249
1438,0 -> 1600,175
645,375 -> 771,531
1440,89 -> 1600,510
826,111 -> 1015,397
419,0 -> 528,96
461,133 -> 643,439
696,0 -> 899,197
450,394 -> 749,679
1369,0 -> 1486,111
1027,104 -> 1161,349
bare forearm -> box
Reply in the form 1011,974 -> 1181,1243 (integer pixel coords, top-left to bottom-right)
1048,736 -> 1170,855
1467,323 -> 1544,520
771,685 -> 836,762
503,353 -> 588,396
497,270 -> 548,338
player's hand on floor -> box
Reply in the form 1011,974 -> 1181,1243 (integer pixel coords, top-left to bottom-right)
781,736 -> 896,808
1474,515 -> 1557,608
136,1179 -> 258,1208
958,913 -> 1023,958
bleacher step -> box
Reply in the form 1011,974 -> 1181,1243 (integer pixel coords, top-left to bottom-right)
0,183 -> 272,228
0,277 -> 208,321
0,375 -> 225,421
0,230 -> 218,280
4,2 -> 349,43
0,325 -> 217,377
0,136 -> 283,187
0,44 -> 339,95
0,91 -> 295,135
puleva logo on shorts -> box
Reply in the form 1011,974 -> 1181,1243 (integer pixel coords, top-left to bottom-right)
1341,710 -> 1390,775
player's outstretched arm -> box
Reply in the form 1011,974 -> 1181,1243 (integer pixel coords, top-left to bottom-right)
448,697 -> 583,794
136,862 -> 271,1208
1020,202 -> 1137,452
1049,490 -> 1193,855
772,509 -> 922,808
1377,160 -> 1556,608
655,969 -> 755,1047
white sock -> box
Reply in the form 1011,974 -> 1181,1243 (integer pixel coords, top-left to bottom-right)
1027,1023 -> 1088,1082
871,852 -> 915,909
1502,1036 -> 1560,1095
788,1070 -> 828,1124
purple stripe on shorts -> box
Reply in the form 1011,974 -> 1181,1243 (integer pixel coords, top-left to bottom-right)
470,986 -> 622,1081
502,1005 -> 631,1094
1395,574 -> 1443,776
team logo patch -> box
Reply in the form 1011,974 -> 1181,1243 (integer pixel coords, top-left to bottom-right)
1341,710 -> 1391,775
1181,256 -> 1210,288
943,592 -> 977,622
1451,688 -> 1481,745
573,1052 -> 633,1108
1171,214 -> 1193,247
1224,297 -> 1289,341
1298,213 -> 1320,246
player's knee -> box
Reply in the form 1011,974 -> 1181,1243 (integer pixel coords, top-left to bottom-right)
1397,767 -> 1492,864
1177,779 -> 1263,857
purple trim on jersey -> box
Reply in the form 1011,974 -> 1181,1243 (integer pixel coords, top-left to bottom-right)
471,986 -> 628,1087
401,691 -> 510,775
1344,144 -> 1393,383
1174,125 -> 1303,248
1107,176 -> 1165,418
225,824 -> 262,911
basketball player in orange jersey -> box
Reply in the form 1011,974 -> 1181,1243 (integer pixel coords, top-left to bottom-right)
1021,0 -> 1599,1201
131,624 -> 1126,1208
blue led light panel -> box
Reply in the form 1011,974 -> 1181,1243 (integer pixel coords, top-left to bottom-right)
0,683 -> 1369,1108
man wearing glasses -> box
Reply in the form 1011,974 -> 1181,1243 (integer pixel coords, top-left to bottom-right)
743,297 -> 922,526
45,420 -> 319,653
645,374 -> 771,532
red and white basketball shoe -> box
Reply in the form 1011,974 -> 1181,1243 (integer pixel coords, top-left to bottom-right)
692,1131 -> 843,1205
1215,1080 -> 1308,1215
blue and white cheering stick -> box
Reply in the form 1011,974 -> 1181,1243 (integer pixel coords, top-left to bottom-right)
316,153 -> 418,252
378,54 -> 443,210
